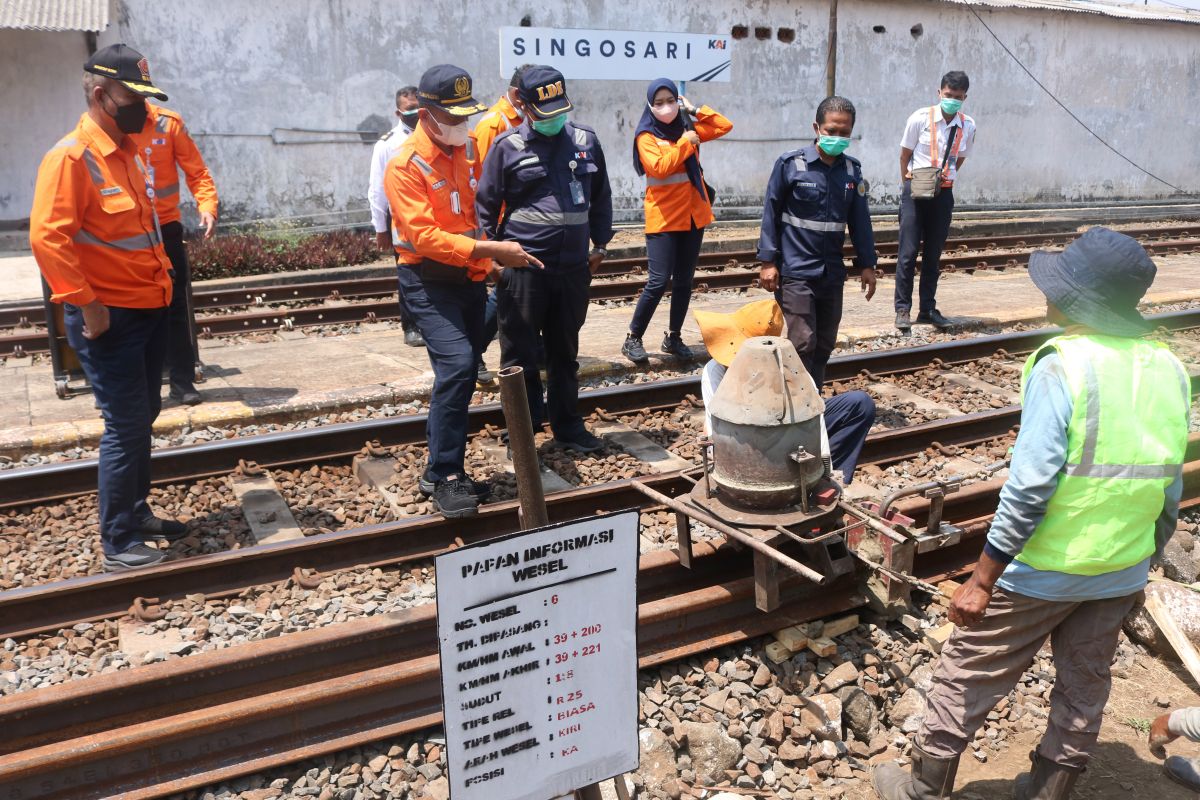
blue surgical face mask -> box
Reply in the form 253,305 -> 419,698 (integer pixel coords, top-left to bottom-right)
817,135 -> 851,157
940,97 -> 964,116
531,114 -> 567,136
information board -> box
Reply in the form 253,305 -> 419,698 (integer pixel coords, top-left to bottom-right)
499,27 -> 732,82
436,510 -> 640,800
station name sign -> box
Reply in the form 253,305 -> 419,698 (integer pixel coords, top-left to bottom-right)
499,26 -> 732,82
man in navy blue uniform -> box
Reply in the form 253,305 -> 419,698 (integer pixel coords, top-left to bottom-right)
476,66 -> 615,453
757,96 -> 878,389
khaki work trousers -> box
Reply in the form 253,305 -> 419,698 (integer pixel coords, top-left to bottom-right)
918,587 -> 1139,768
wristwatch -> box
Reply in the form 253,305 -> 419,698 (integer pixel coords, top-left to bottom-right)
591,247 -> 608,258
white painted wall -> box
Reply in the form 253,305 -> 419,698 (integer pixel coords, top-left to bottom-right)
0,30 -> 93,226
2,0 -> 1197,226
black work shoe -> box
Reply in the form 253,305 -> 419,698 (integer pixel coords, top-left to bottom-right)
476,360 -> 496,386
914,309 -> 952,328
103,543 -> 167,572
419,470 -> 490,500
169,386 -> 202,405
622,334 -> 649,365
432,475 -> 480,518
403,327 -> 426,348
139,516 -> 189,542
895,309 -> 912,331
552,429 -> 605,454
660,331 -> 693,360
1164,755 -> 1200,792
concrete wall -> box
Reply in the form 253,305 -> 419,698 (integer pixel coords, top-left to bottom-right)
0,30 -> 93,227
2,0 -> 1197,226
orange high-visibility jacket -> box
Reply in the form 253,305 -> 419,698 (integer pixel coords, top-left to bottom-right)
129,103 -> 219,226
472,94 -> 522,167
636,105 -> 732,233
29,113 -> 173,308
384,123 -> 489,282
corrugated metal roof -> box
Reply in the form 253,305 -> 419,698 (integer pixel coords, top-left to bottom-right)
940,0 -> 1200,25
0,0 -> 111,32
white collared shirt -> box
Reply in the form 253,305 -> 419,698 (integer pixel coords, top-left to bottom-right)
900,105 -> 977,185
367,121 -> 412,234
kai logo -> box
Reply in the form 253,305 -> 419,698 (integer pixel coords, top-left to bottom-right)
708,39 -> 727,50
137,57 -> 151,80
536,81 -> 565,102
453,75 -> 470,98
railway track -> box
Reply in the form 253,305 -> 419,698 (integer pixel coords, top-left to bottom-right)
2,225 -> 1197,357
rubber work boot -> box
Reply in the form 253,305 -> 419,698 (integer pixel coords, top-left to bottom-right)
431,475 -> 480,518
103,543 -> 167,572
915,308 -> 952,328
622,334 -> 649,365
1164,755 -> 1200,791
138,516 -> 189,543
1012,750 -> 1083,800
661,331 -> 692,360
895,309 -> 912,331
872,743 -> 959,799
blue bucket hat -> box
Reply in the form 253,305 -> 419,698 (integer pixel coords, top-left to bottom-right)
1028,226 -> 1156,337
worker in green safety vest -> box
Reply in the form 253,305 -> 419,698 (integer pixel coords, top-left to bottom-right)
873,226 -> 1191,800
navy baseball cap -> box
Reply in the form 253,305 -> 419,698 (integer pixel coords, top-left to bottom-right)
518,65 -> 572,119
84,43 -> 168,100
417,64 -> 486,117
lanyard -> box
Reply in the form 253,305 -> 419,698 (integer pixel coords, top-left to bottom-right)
134,150 -> 163,246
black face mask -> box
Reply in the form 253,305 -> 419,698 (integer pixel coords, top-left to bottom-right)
103,91 -> 148,134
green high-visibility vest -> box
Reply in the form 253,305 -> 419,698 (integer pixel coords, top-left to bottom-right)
1016,334 -> 1190,576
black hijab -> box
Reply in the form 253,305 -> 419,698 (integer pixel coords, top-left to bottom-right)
632,77 -> 706,198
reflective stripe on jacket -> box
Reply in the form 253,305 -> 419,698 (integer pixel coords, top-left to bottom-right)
129,103 -> 219,225
636,105 -> 732,233
1016,335 -> 1190,575
29,113 -> 172,308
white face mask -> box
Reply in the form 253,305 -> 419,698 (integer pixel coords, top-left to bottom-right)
428,115 -> 469,147
649,100 -> 679,124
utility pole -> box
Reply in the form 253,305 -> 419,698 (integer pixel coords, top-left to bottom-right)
826,0 -> 839,97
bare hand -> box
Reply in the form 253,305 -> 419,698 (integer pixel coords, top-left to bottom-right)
904,170 -> 913,181
679,95 -> 697,114
81,300 -> 110,340
199,211 -> 217,239
491,241 -> 544,269
375,231 -> 391,251
948,575 -> 993,627
860,268 -> 877,301
1150,712 -> 1177,759
588,251 -> 605,274
759,264 -> 779,293
680,130 -> 701,147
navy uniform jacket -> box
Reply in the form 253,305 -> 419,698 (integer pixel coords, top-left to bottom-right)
476,120 -> 614,268
757,144 -> 878,281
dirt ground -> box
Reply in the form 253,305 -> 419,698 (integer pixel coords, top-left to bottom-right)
839,650 -> 1200,799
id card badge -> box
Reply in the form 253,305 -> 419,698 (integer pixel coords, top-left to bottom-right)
450,190 -> 461,215
569,179 -> 585,206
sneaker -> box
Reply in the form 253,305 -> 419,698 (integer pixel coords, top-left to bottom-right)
552,429 -> 606,454
895,309 -> 912,331
661,331 -> 693,360
103,543 -> 167,572
622,334 -> 649,365
419,470 -> 490,500
169,386 -> 202,405
476,359 -> 496,386
403,327 -> 426,348
914,308 -> 952,328
431,475 -> 480,518
139,516 -> 190,542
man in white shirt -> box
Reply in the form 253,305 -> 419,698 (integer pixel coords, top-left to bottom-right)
368,85 -> 424,347
894,71 -> 977,332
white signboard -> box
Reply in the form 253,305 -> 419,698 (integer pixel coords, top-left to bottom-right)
436,510 -> 640,800
500,27 -> 732,82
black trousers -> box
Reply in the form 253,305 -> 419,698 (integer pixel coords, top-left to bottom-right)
496,264 -> 591,438
629,224 -> 705,337
894,183 -> 955,314
776,272 -> 843,389
161,222 -> 199,391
